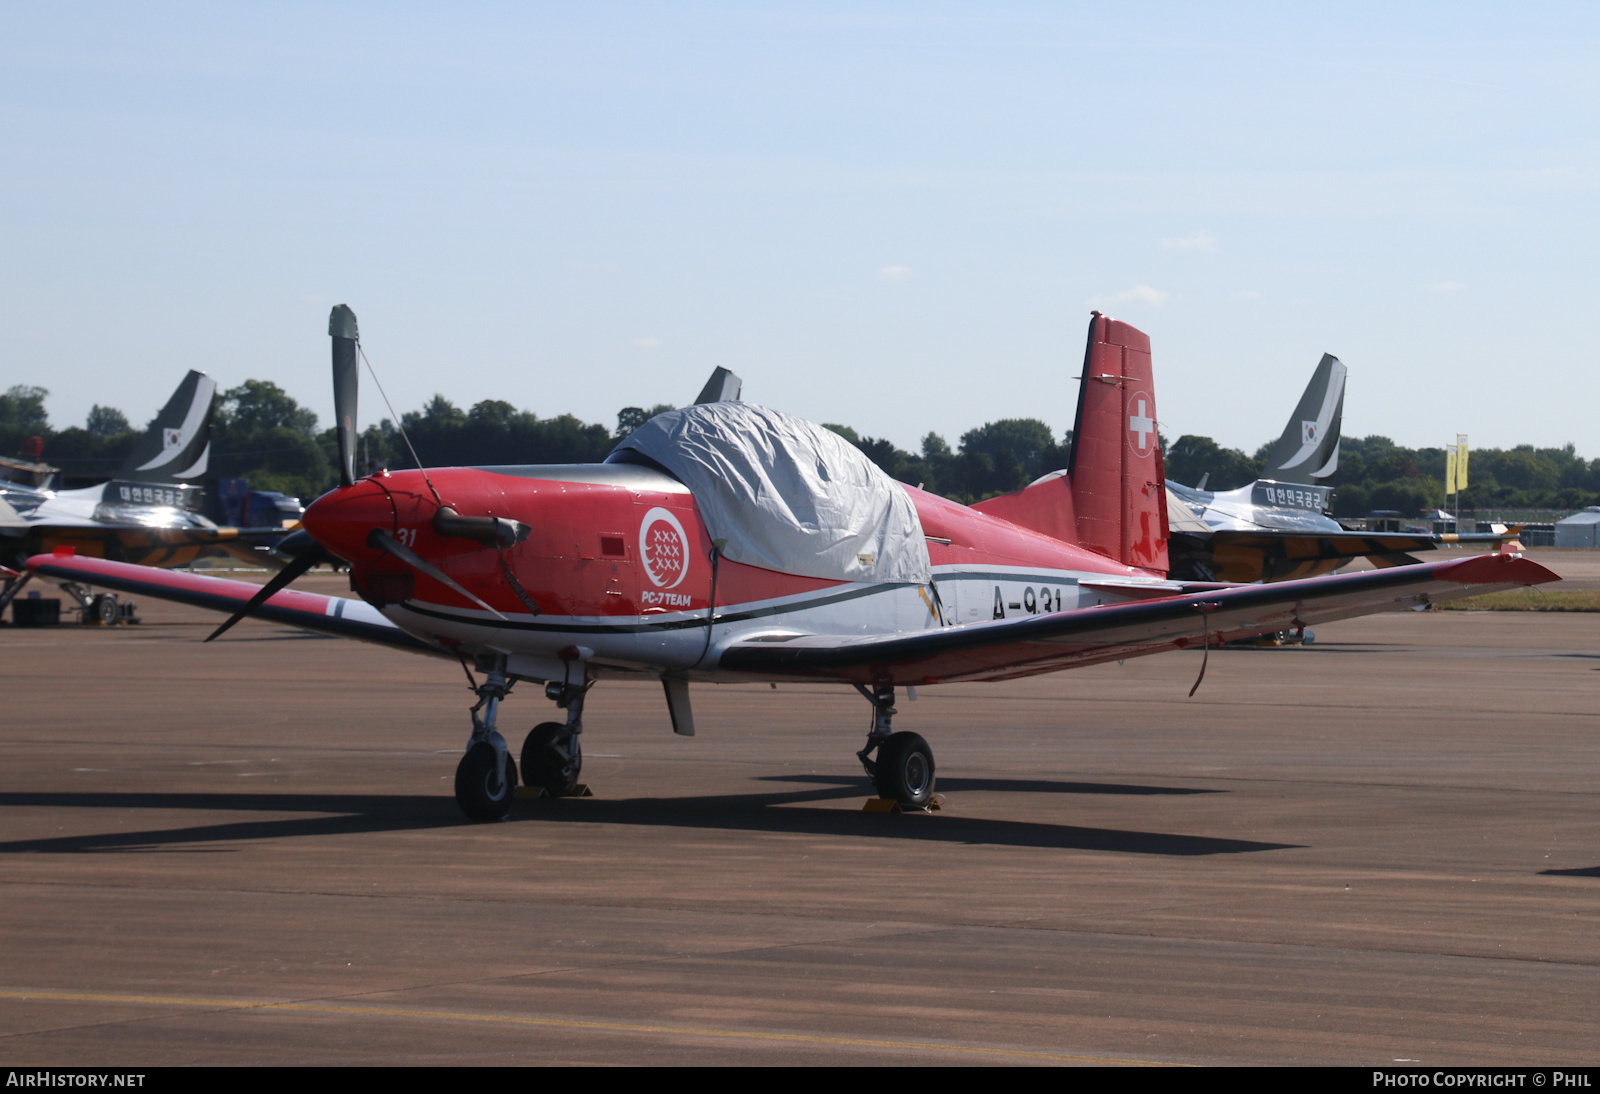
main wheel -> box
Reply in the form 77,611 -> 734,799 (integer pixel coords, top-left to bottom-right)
454,742 -> 517,821
521,721 -> 582,797
87,594 -> 118,626
873,731 -> 936,806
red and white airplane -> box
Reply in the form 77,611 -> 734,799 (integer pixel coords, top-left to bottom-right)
27,307 -> 1558,820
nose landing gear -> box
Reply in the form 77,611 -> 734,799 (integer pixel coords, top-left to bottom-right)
453,655 -> 596,820
455,659 -> 518,822
521,677 -> 588,797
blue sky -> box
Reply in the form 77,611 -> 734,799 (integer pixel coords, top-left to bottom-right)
2,3 -> 1596,456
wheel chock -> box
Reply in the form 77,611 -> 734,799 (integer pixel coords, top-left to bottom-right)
515,784 -> 594,800
862,794 -> 944,814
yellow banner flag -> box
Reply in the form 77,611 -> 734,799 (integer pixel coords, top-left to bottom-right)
1446,448 -> 1458,495
1456,435 -> 1468,491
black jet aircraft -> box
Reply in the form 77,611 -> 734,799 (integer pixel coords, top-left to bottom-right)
0,371 -> 292,619
1165,354 -> 1512,582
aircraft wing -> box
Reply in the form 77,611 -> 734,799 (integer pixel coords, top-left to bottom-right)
3,523 -> 294,571
24,554 -> 438,655
1169,528 -> 1523,583
718,552 -> 1557,685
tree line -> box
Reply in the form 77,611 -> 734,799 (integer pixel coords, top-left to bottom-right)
3,381 -> 1596,517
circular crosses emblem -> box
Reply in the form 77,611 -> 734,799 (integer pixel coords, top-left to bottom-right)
639,507 -> 690,589
1126,390 -> 1157,456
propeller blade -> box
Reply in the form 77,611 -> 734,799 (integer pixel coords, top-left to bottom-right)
330,304 -> 360,488
367,529 -> 508,621
205,546 -> 328,642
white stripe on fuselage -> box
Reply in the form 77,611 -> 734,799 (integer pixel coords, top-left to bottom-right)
378,562 -> 1173,676
323,594 -> 394,629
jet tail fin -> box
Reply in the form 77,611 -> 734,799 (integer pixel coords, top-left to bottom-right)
114,370 -> 218,484
1261,353 -> 1345,486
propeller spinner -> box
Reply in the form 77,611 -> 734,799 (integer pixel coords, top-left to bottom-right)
208,304 -> 529,640
208,305 -> 359,640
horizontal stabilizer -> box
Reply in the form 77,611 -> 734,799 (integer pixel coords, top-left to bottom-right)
0,496 -> 26,529
1165,488 -> 1210,534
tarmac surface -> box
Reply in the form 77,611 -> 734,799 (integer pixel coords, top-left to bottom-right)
0,552 -> 1596,1066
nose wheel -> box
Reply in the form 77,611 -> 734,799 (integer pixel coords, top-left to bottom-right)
521,722 -> 582,797
522,676 -> 590,797
455,742 -> 518,821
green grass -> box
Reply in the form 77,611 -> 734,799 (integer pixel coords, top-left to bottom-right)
1440,589 -> 1600,612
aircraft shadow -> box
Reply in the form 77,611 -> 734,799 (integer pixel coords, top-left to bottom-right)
184,632 -> 340,643
0,791 -> 461,854
757,773 -> 1221,796
1539,866 -> 1600,878
0,786 -> 1293,858
1217,644 -> 1386,655
522,790 -> 1289,855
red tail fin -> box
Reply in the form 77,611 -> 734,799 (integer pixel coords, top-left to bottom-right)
969,313 -> 1169,572
1069,313 -> 1168,570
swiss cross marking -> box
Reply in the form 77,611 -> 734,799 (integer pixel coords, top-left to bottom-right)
1127,391 -> 1156,455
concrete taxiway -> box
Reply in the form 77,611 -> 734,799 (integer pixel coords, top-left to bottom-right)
0,564 -> 1596,1065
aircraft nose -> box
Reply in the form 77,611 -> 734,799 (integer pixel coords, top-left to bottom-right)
302,478 -> 397,564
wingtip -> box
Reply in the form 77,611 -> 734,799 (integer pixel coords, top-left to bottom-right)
1437,552 -> 1561,587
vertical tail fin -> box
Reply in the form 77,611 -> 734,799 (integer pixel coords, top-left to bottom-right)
968,313 -> 1168,572
115,370 -> 217,484
1260,353 -> 1344,486
694,367 -> 743,404
1066,313 -> 1168,571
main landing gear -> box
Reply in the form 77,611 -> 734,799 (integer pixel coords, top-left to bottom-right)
453,654 -> 591,821
855,684 -> 936,808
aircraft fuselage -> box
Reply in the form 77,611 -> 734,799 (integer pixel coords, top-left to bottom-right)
303,464 -> 1170,685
